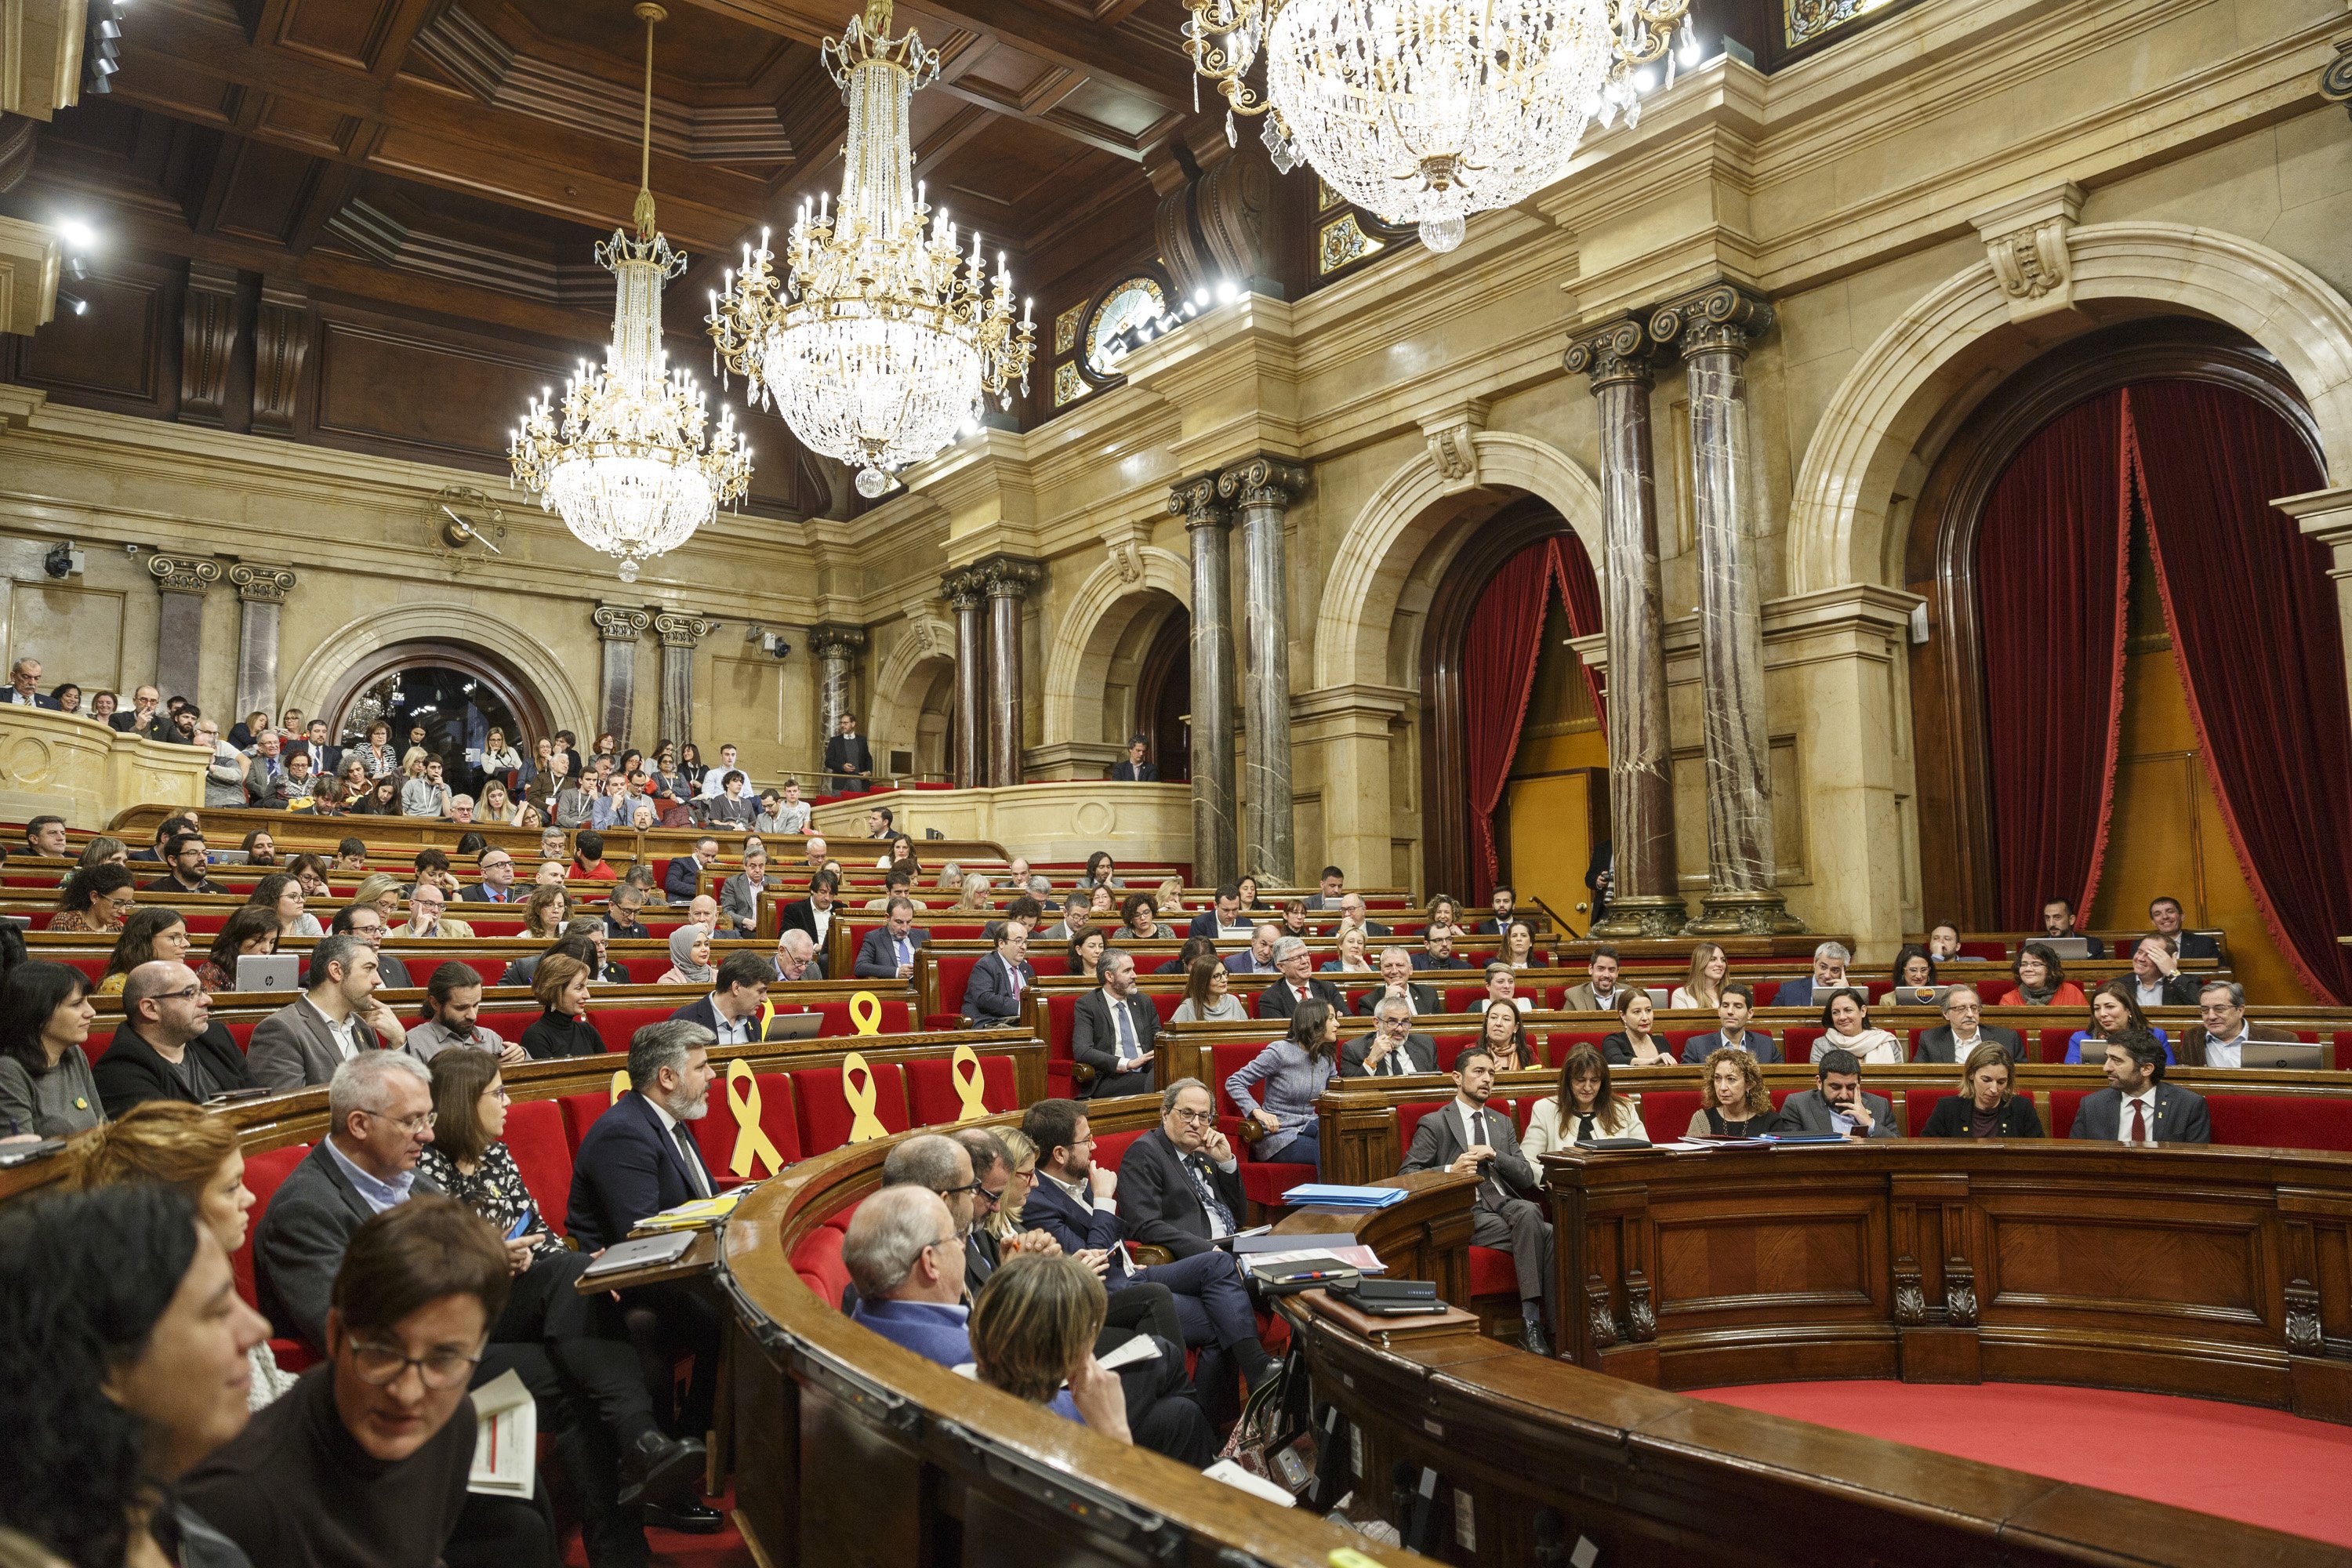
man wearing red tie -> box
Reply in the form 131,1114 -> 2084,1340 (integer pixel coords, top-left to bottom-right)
1255,936 -> 1342,1021
2068,1028 -> 2211,1145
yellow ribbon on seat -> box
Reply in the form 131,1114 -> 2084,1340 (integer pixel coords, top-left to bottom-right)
840,1050 -> 890,1144
725,1059 -> 786,1179
949,1044 -> 991,1123
849,990 -> 883,1035
609,1069 -> 630,1105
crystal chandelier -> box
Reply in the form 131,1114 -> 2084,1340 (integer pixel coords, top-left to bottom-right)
1183,0 -> 1696,252
705,0 -> 1034,499
510,3 -> 751,583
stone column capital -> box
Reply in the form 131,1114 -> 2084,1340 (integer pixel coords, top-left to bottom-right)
975,555 -> 1043,601
1564,315 -> 1658,388
227,561 -> 297,604
593,604 -> 652,643
147,554 -> 222,595
941,567 -> 989,611
1648,282 -> 1775,359
1168,472 -> 1232,531
808,622 -> 869,660
652,611 -> 718,649
1217,454 -> 1310,511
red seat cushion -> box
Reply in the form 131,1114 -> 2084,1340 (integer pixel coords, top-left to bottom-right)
223,1018 -> 261,1053
1468,1246 -> 1519,1298
688,1071 -> 803,1185
557,1091 -> 618,1152
2048,1089 -> 2092,1138
934,953 -> 982,1018
790,1225 -> 852,1309
501,1101 -> 575,1236
792,1061 -> 910,1155
237,1143 -> 320,1373
905,1054 -> 1018,1124
1635,1089 -> 1700,1135
1093,1127 -> 1149,1171
1906,1089 -> 1952,1137
2205,1093 -> 2352,1152
1749,980 -> 1780,1006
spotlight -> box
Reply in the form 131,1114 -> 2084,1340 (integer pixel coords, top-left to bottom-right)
55,218 -> 96,251
1214,279 -> 1239,304
58,291 -> 87,316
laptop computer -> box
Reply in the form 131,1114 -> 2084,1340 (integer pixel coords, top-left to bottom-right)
2037,937 -> 2092,960
234,953 -> 300,993
2240,1041 -> 2324,1071
209,849 -> 250,866
1645,986 -> 1675,1008
763,1012 -> 825,1040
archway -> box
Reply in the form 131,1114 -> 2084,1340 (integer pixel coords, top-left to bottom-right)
318,641 -> 555,778
1040,544 -> 1192,753
279,604 -> 591,743
1131,606 -> 1191,782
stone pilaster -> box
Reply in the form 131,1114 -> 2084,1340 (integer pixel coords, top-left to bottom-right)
1565,317 -> 1686,938
1650,282 -> 1804,935
1219,454 -> 1309,884
590,604 -> 651,748
226,562 -> 296,728
808,622 -> 869,760
973,557 -> 1041,788
1171,471 -> 1238,884
653,611 -> 717,749
942,569 -> 989,789
145,554 -> 220,709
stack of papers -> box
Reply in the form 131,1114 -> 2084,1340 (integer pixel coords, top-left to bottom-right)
632,1193 -> 742,1232
1243,1243 -> 1385,1274
468,1370 -> 536,1497
1280,1183 -> 1406,1210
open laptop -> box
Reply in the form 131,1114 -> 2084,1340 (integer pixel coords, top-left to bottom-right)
2241,1041 -> 2325,1070
209,849 -> 250,866
1645,986 -> 1675,1008
234,953 -> 300,993
762,1011 -> 825,1040
2037,937 -> 2092,960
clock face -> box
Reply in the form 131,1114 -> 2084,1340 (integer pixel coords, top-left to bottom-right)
1087,278 -> 1167,375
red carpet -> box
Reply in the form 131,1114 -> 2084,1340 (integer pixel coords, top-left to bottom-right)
1690,1381 -> 2352,1547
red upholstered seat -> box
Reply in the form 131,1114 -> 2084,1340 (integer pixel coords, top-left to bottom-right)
906,1054 -> 1018,1123
1633,1089 -> 1700,1135
1749,980 -> 1780,1006
934,953 -> 982,1017
1784,1026 -> 1824,1062
1146,992 -> 1181,1024
2036,1028 -> 2075,1065
588,1004 -> 675,1052
792,1060 -> 910,1155
1468,1247 -> 1519,1300
223,1018 -> 262,1053
1959,941 -> 2008,960
2047,1089 -> 2091,1138
1662,1029 -> 1708,1058
1092,1127 -> 1148,1171
1043,993 -> 1082,1098
237,1143 -> 319,1374
1206,1041 -> 1315,1205
444,953 -> 509,985
770,998 -> 913,1035
1442,986 -> 1488,1014
612,955 -> 672,984
501,1101 -> 575,1235
1541,1031 -> 1609,1067
790,1225 -> 852,1309
557,1091 -> 619,1152
1906,1089 -> 1952,1137
2205,1094 -> 2352,1152
85,1026 -> 114,1062
53,955 -> 105,982
688,1071 -> 802,1185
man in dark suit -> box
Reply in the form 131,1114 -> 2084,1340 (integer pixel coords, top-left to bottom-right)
126,814 -> 194,862
20,814 -> 67,858
669,951 -> 801,1046
286,717 -> 342,779
1398,1044 -> 1554,1353
963,920 -> 1035,1026
1186,884 -> 1245,940
1584,838 -> 1612,924
1777,1047 -> 1900,1139
3,656 -> 60,708
1773,941 -> 1853,1011
1913,984 -> 2024,1064
1222,922 -> 1279,977
2069,1029 -> 2212,1144
854,898 -> 931,980
93,960 -> 255,1115
1352,946 -> 1439,1017
823,712 -> 874,793
1411,928 -> 1472,971
1334,893 -> 1390,936
2040,896 -> 2105,960
112,684 -> 168,738
468,844 -> 520,904
1475,884 -> 1517,935
1116,1080 -> 1247,1257
2181,980 -> 2299,1068
1677,984 -> 1783,1063
246,934 -> 407,1091
1257,937 -> 1344,1020
1341,996 -> 1438,1076
666,837 -> 721,902
774,866 -> 837,953
2127,934 -> 2201,1010
1072,950 -> 1158,1098
1110,734 -> 1159,781
2149,895 -> 2220,962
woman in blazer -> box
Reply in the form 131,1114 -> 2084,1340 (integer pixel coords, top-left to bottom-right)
1524,1042 -> 1649,1156
1921,1043 -> 2045,1138
1225,1000 -> 1338,1171
1600,990 -> 1674,1067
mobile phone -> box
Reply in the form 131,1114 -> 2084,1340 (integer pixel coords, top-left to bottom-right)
506,1207 -> 535,1240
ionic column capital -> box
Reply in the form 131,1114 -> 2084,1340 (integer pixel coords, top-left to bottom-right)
1564,315 -> 1658,388
1648,282 -> 1775,360
1168,472 -> 1232,531
652,611 -> 719,650
147,554 -> 222,595
974,554 -> 1043,601
227,561 -> 297,604
1217,454 -> 1310,512
592,604 -> 652,643
941,567 -> 989,612
808,622 -> 869,661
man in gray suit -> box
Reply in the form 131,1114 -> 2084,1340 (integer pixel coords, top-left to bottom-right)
1914,985 -> 2024,1064
2067,1029 -> 2212,1145
246,933 -> 407,1091
963,920 -> 1036,1026
1398,1044 -> 1554,1353
1071,950 -> 1158,1098
853,898 -> 931,979
1777,1047 -> 1900,1139
1340,995 -> 1437,1076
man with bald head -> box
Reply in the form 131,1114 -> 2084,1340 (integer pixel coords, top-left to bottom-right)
93,961 -> 255,1113
774,927 -> 821,982
687,892 -> 721,933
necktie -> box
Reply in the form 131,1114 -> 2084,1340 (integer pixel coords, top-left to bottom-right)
1384,1041 -> 1403,1075
2129,1099 -> 2147,1145
673,1123 -> 713,1199
1110,999 -> 1137,1067
895,936 -> 911,969
1472,1110 -> 1504,1207
1187,1155 -> 1236,1236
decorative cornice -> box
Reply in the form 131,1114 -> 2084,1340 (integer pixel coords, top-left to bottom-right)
1167,471 -> 1231,531
1216,454 -> 1311,513
652,611 -> 720,649
227,561 -> 297,604
1971,182 -> 2085,322
808,622 -> 869,659
1648,281 -> 1775,359
592,604 -> 651,643
147,554 -> 222,595
1563,315 -> 1657,390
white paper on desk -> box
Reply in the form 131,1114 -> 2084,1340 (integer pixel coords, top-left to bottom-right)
1204,1460 -> 1297,1506
468,1369 -> 536,1497
1093,1335 -> 1161,1373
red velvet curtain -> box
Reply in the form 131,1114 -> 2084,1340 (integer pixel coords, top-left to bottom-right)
1976,391 -> 2135,928
2124,383 -> 2352,1003
1553,532 -> 1606,723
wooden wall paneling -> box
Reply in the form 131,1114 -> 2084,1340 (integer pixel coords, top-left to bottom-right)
177,259 -> 241,425
250,281 -> 308,434
307,302 -> 571,469
5,253 -> 179,415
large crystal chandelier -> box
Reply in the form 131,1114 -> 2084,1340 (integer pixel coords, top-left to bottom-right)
705,0 -> 1034,499
510,4 -> 750,583
1184,0 -> 1696,252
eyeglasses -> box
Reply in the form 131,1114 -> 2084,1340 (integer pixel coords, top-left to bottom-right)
934,1178 -> 986,1200
346,1338 -> 480,1390
361,1108 -> 437,1134
486,1084 -> 510,1102
157,985 -> 206,1003
1169,1107 -> 1214,1126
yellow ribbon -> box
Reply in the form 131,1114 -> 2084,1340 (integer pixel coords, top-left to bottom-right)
609,1069 -> 630,1105
849,990 -> 883,1035
840,1050 -> 890,1144
949,1044 -> 991,1123
725,1059 -> 786,1179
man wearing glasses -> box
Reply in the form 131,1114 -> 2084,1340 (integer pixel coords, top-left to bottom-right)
1110,1080 -> 1252,1260
92,960 -> 256,1114
468,848 -> 518,904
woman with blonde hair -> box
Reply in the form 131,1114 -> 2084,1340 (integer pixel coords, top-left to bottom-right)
1669,942 -> 1729,1011
950,872 -> 994,913
1921,1042 -> 2045,1139
74,835 -> 129,873
1320,924 -> 1373,974
987,1125 -> 1040,1240
350,870 -> 405,925
1154,876 -> 1185,916
968,1253 -> 1130,1444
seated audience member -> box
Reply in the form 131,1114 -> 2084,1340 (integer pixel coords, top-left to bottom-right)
1156,933 -> 1214,978
1225,1000 -> 1338,1171
666,837 -> 721,902
1889,944 -> 1940,1005
728,851 -> 787,939
772,927 -> 822,983
1257,936 -> 1344,1020
0,1184 -> 270,1568
2039,895 -> 2104,959
520,955 -> 604,1059
1117,891 -> 1171,942
1222,922 -> 1279,977
19,813 -> 68,858
533,859 -> 571,888
77,833 -> 130,870
248,933 -> 407,1091
1777,1047 -> 1900,1139
1341,994 -> 1438,1076
145,832 -> 226,896
0,961 -> 103,1140
1475,883 -> 1517,936
194,906 -> 280,995
96,907 -> 192,996
1563,946 -> 1624,1011
855,898 -> 931,979
1353,946 -> 1439,1017
964,920 -> 1035,1028
469,846 -> 520,905
661,925 -> 716,987
1679,982 -> 1780,1062
602,882 -> 652,942
1039,892 -> 1091,946
2149,895 -> 2220,961
1501,920 -> 1546,971
670,950 -> 790,1045
520,883 -> 572,942
1116,1080 -> 1249,1257
407,964 -> 526,1066
2184,980 -> 2296,1068
1399,1046 -> 1555,1353
1185,883 -> 1247,940
1321,925 -> 1374,974
1171,957 -> 1245,1024
1921,1044 -> 2045,1139
2000,939 -> 2085,1008
2063,979 -> 2173,1065
49,862 -> 137,935
403,882 -> 472,939
683,891 -> 721,931
1813,989 -> 1903,1066
706,771 -> 759,828
289,853 -> 335,902
248,871 -> 323,940
1775,941 -> 1852,1010
1690,1047 -> 1780,1136
949,872 -> 995,913
801,834 -> 829,870
1414,926 -> 1471,971
1337,891 -> 1389,937
1072,950 -> 1157,1099
969,1253 -> 1132,1443
1916,984 -> 2023,1064
2069,1027 -> 2211,1145
1421,894 -> 1465,941
1482,963 -> 1531,1015
94,961 -> 255,1115
129,814 -> 195,863
1669,942 -> 1729,1010
2128,932 -> 2200,1009
1526,1043 -> 1650,1156
1478,996 -> 1534,1073
1278,898 -> 1312,939
329,901 -> 412,989
859,864 -> 924,916
1602,989 -> 1674,1066
567,831 -> 615,882
401,755 -> 454,818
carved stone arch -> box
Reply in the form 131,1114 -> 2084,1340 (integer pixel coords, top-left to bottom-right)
280,604 -> 591,741
1040,545 -> 1191,746
1312,430 -> 1607,691
1788,222 -> 2352,596
868,617 -> 959,777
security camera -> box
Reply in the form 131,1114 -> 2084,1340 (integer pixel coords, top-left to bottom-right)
42,544 -> 82,579
760,632 -> 792,659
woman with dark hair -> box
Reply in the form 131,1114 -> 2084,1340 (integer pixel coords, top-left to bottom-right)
48,682 -> 82,714
1236,873 -> 1269,912
0,1183 -> 267,1568
1922,1043 -> 2045,1139
1479,997 -> 1532,1072
2001,940 -> 2085,1007
1689,1047 -> 1778,1136
1170,956 -> 1244,1024
520,955 -> 602,1059
2063,979 -> 2174,1065
876,834 -> 918,872
236,830 -> 278,868
244,873 -> 321,940
1116,891 -> 1168,941
416,1053 -> 566,1263
97,909 -> 192,997
1889,943 -> 1940,1006
1225,998 -> 1338,1171
1813,989 -> 1903,1065
194,907 -> 278,994
354,775 -> 401,816
49,863 -> 138,935
1279,898 -> 1311,938
285,853 -> 332,902
520,883 -> 570,941
1600,989 -> 1672,1066
1525,1042 -> 1648,1155
1067,927 -> 1107,984
676,741 -> 707,797
1498,919 -> 1540,971
0,960 -> 103,1138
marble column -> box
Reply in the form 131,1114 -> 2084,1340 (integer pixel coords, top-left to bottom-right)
975,557 -> 1040,788
226,563 -> 296,728
942,569 -> 989,788
590,604 -> 650,747
1171,473 -> 1239,884
1566,319 -> 1686,937
1650,283 -> 1804,935
652,611 -> 717,750
144,554 -> 220,709
808,624 -> 869,771
1221,455 -> 1309,884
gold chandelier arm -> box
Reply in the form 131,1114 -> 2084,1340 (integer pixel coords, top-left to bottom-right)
633,3 -> 664,238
